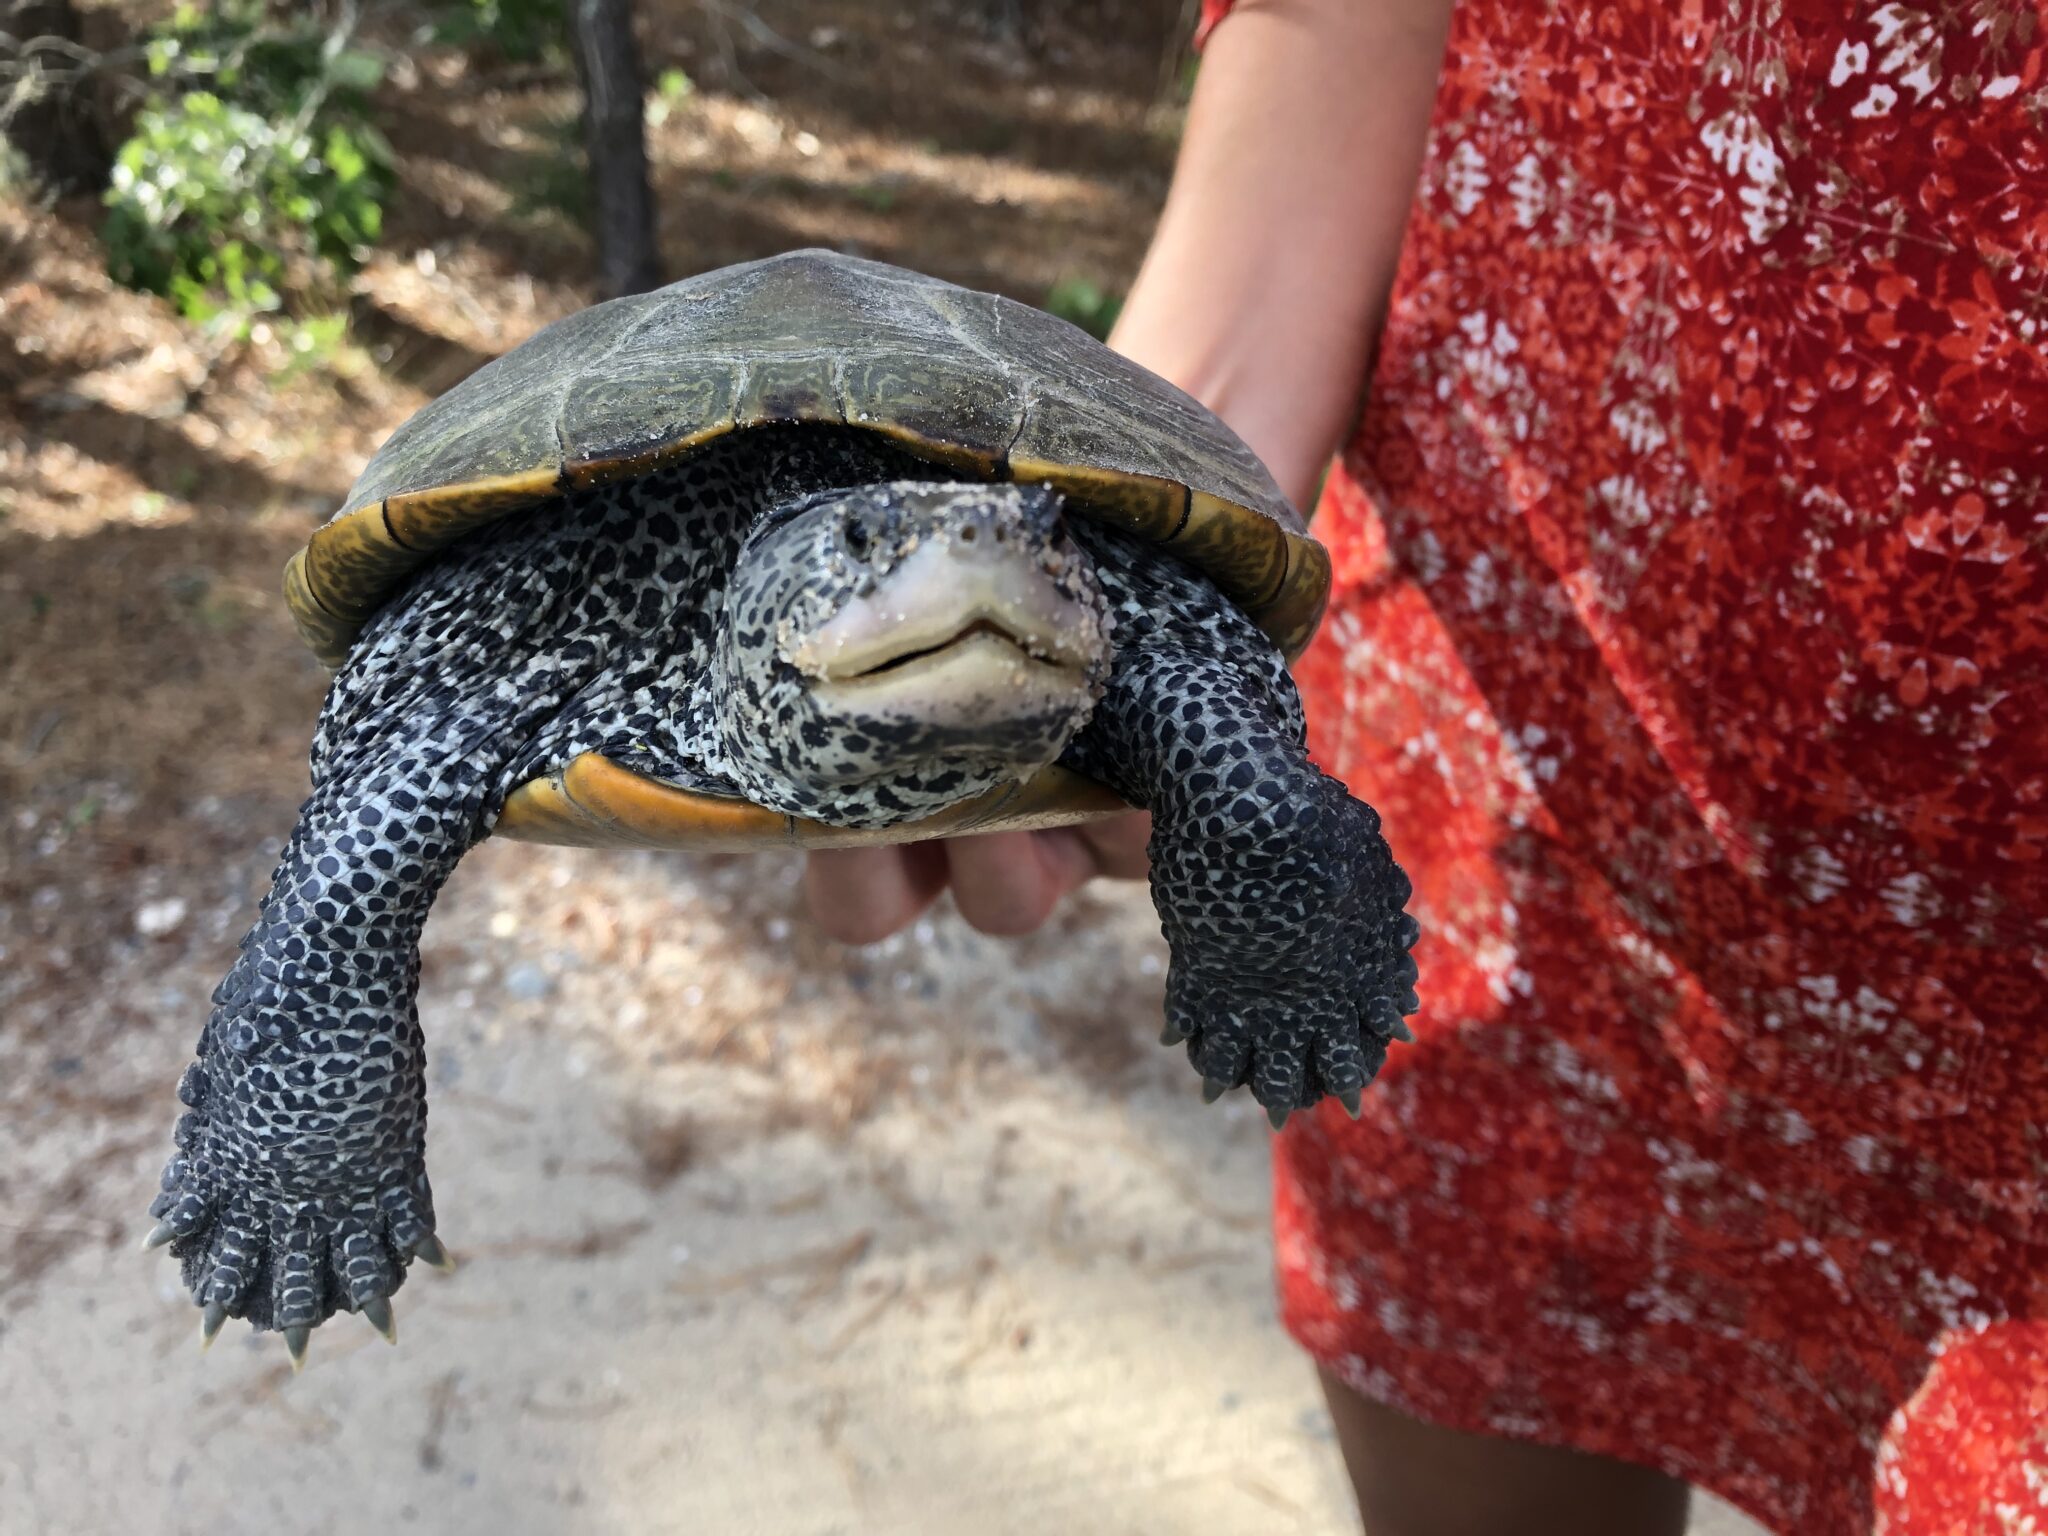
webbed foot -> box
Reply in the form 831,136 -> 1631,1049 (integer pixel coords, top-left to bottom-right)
1160,782 -> 1417,1119
149,1062 -> 448,1363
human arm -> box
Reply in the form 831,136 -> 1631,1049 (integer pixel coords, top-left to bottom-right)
804,0 -> 1452,944
1110,0 -> 1452,505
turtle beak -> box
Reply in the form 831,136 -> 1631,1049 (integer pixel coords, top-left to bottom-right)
794,545 -> 1101,679
789,501 -> 1107,724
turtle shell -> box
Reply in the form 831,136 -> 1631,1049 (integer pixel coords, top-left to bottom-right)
287,249 -> 1331,849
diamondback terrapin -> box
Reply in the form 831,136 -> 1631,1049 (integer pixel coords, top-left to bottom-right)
147,250 -> 1417,1363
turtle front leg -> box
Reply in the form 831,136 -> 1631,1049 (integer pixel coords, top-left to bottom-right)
146,740 -> 487,1362
1063,647 -> 1418,1126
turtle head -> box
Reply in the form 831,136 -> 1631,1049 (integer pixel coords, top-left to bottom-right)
713,480 -> 1113,824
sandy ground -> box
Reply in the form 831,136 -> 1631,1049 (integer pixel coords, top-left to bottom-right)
2,839 -> 1766,1536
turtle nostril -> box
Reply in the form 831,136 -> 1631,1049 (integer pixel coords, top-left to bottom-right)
993,523 -> 1009,545
959,524 -> 978,545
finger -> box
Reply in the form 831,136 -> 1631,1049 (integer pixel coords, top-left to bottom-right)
1025,815 -> 1144,895
1075,810 -> 1151,881
803,844 -> 948,944
945,830 -> 1073,937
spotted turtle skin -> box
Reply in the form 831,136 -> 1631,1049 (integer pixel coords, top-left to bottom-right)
148,259 -> 1416,1355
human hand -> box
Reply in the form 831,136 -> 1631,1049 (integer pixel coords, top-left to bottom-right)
802,813 -> 1152,944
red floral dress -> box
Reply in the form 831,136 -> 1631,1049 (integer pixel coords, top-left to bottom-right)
1198,2 -> 2048,1531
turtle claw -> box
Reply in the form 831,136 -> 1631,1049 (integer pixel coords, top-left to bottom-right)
1159,1019 -> 1186,1047
147,1145 -> 441,1358
410,1233 -> 456,1272
1266,1104 -> 1291,1132
1200,1076 -> 1230,1104
141,1220 -> 180,1253
1337,1087 -> 1363,1120
1366,995 -> 1414,1044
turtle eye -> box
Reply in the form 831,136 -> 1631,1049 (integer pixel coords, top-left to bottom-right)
842,517 -> 872,560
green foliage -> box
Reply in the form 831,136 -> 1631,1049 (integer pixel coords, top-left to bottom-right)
139,1 -> 385,116
848,179 -> 899,213
103,95 -> 387,326
1042,276 -> 1123,342
435,0 -> 566,63
644,67 -> 693,127
272,310 -> 357,378
101,2 -> 392,342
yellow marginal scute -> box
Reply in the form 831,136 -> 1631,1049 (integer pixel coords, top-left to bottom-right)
1171,489 -> 1289,612
497,754 -> 790,849
494,754 -> 1129,851
298,503 -> 416,621
1257,536 -> 1332,661
561,422 -> 737,492
382,467 -> 566,553
861,420 -> 1000,476
1007,455 -> 1186,544
282,549 -> 365,667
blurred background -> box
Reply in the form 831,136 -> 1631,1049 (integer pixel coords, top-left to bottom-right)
0,4 -> 1761,1532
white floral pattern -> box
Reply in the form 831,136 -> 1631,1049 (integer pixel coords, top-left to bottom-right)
1199,0 -> 2048,1528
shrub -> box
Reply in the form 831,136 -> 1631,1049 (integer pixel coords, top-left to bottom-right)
101,2 -> 392,338
435,0 -> 566,63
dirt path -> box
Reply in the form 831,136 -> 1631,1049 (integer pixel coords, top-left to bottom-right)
1,4 -> 1761,1530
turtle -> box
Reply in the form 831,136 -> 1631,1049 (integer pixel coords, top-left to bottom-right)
145,249 -> 1417,1364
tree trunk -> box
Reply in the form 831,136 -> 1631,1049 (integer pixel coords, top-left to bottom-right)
567,0 -> 659,298
2,0 -> 113,194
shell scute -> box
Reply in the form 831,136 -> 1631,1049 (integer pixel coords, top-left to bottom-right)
840,353 -> 1018,473
340,293 -> 646,516
559,360 -> 740,481
735,352 -> 844,427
